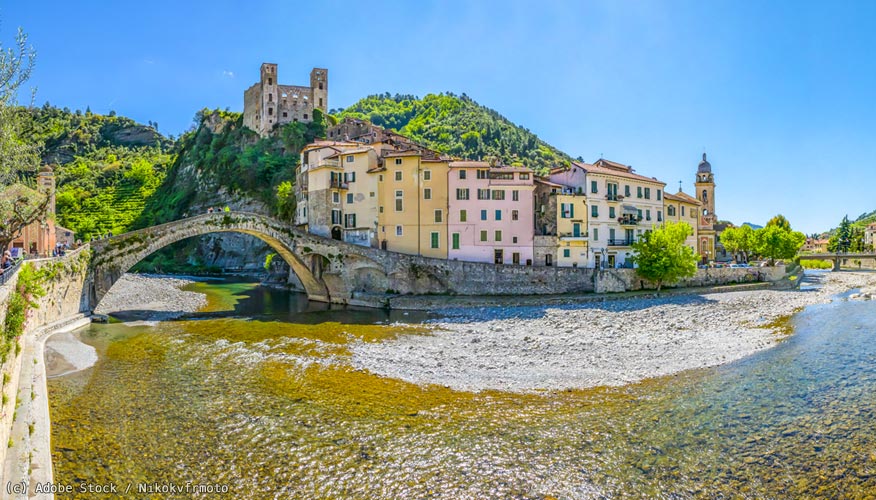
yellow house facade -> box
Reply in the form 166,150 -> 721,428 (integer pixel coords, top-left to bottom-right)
663,190 -> 701,253
555,193 -> 589,267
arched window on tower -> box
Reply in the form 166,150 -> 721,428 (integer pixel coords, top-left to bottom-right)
702,190 -> 708,204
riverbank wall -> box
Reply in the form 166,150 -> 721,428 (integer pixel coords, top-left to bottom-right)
0,249 -> 92,494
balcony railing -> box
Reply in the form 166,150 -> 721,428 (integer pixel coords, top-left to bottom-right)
605,194 -> 624,202
559,231 -> 588,240
608,238 -> 636,246
330,179 -> 349,189
618,216 -> 641,226
0,260 -> 22,286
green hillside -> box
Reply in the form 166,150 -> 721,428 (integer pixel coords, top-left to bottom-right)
337,93 -> 573,172
15,105 -> 174,240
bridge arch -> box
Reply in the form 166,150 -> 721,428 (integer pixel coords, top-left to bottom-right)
88,213 -> 331,309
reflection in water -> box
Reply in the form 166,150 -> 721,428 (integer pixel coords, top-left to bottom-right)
47,278 -> 876,498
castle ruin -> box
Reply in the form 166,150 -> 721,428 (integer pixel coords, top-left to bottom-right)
243,63 -> 328,136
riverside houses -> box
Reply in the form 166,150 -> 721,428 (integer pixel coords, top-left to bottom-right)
447,162 -> 535,265
533,177 -> 589,267
550,159 -> 666,269
294,141 -> 361,239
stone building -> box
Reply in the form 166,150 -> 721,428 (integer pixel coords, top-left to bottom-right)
6,165 -> 74,258
865,223 -> 876,250
533,177 -> 589,267
243,63 -> 328,136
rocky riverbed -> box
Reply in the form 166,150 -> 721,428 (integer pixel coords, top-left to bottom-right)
93,274 -> 208,320
350,271 -> 876,393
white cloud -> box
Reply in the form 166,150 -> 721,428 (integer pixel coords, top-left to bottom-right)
222,70 -> 235,79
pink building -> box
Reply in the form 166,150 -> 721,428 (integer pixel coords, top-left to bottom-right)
447,161 -> 535,265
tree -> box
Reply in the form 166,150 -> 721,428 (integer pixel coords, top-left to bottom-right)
754,225 -> 806,265
0,26 -> 46,251
829,216 -> 853,252
630,221 -> 698,291
719,225 -> 755,263
766,214 -> 792,231
275,181 -> 295,221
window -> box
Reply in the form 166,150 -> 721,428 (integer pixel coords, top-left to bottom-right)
591,180 -> 598,194
332,192 -> 340,204
345,213 -> 357,228
303,114 -> 308,120
477,169 -> 488,179
563,248 -> 571,258
396,225 -> 403,236
268,77 -> 273,85
379,174 -> 383,182
646,210 -> 652,221
658,210 -> 663,222
395,171 -> 402,181
513,236 -> 518,243
319,98 -> 323,107
495,230 -> 502,242
480,230 -> 488,242
346,155 -> 354,162
268,107 -> 273,116
625,185 -> 631,197
424,188 -> 432,200
591,205 -> 599,218
423,170 -> 431,181
668,205 -> 676,217
431,232 -> 440,249
637,209 -> 643,219
379,206 -> 384,213
481,209 -> 487,221
282,112 -> 288,118
395,190 -> 403,212
492,190 -> 505,200
346,193 -> 353,204
452,233 -> 460,250
512,210 -> 519,221
460,210 -> 467,222
331,209 -> 341,225
434,209 -> 442,223
490,172 -> 514,180
645,187 -> 651,199
477,189 -> 491,200
593,228 -> 599,240
561,203 -> 574,218
343,172 -> 356,183
459,170 -> 467,179
609,228 -> 616,241
637,186 -> 643,198
546,254 -> 553,266
495,210 -> 502,221
512,190 -> 519,201
456,188 -> 470,200
681,206 -> 686,217
395,158 -> 403,165
657,190 -> 662,201
370,192 -> 375,198
519,173 -> 530,180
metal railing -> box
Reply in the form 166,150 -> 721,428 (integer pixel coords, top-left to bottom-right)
0,260 -> 23,286
559,231 -> 588,239
617,217 -> 640,226
605,194 -> 624,201
608,238 -> 635,246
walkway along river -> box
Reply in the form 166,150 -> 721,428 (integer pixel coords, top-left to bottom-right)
45,273 -> 876,498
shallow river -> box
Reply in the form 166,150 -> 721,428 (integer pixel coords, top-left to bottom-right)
47,278 -> 876,498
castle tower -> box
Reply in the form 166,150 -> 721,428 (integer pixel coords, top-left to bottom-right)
694,153 -> 715,217
310,68 -> 328,113
260,63 -> 278,134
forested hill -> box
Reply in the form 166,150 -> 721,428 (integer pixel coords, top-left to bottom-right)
16,105 -> 175,240
337,93 -> 573,173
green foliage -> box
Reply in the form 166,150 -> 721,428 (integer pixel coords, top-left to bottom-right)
828,216 -> 853,253
338,92 -> 571,173
766,214 -> 792,231
719,225 -> 755,262
1,263 -> 49,362
754,224 -> 806,264
12,105 -> 174,241
631,222 -> 698,291
264,252 -> 276,271
799,259 -> 833,270
275,181 -> 295,221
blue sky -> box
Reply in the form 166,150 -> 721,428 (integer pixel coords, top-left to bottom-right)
3,0 -> 875,234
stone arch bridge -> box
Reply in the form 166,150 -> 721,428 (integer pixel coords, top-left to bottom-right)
799,253 -> 876,271
86,212 -> 597,310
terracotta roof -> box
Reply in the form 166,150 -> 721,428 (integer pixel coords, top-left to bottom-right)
867,223 -> 876,230
449,160 -> 489,168
572,160 -> 666,186
534,176 -> 565,188
664,191 -> 701,205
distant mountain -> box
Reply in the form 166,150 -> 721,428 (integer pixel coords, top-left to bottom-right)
742,222 -> 763,230
337,93 -> 573,173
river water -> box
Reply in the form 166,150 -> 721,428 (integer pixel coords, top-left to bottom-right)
47,278 -> 876,498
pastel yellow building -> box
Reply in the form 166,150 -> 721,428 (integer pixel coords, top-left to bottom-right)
663,190 -> 701,253
376,150 -> 450,259
533,177 -> 588,267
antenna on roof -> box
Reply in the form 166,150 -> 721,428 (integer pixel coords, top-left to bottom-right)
678,180 -> 682,192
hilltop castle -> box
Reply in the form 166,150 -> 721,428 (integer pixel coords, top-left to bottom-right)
243,63 -> 328,136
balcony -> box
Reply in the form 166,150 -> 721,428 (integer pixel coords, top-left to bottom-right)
605,194 -> 624,202
559,231 -> 588,241
608,238 -> 636,247
618,216 -> 641,226
330,179 -> 349,189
